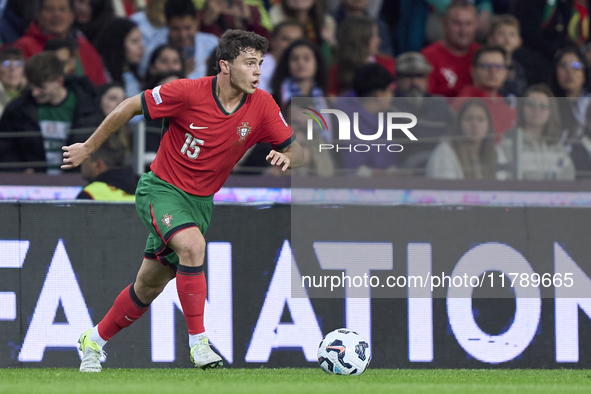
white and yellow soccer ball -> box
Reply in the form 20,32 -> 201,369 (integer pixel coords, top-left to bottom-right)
317,328 -> 371,375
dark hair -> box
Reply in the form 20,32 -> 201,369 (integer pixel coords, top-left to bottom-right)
215,29 -> 269,73
0,46 -> 24,61
550,44 -> 590,97
336,16 -> 375,95
489,14 -> 521,37
206,47 -> 218,76
281,0 -> 327,46
353,63 -> 394,97
90,134 -> 126,168
25,51 -> 64,86
146,44 -> 184,82
94,18 -> 140,85
164,0 -> 196,21
145,71 -> 184,90
98,81 -> 125,98
270,39 -> 327,106
38,0 -> 74,13
44,37 -> 78,53
471,45 -> 507,67
73,0 -> 115,45
450,99 -> 497,179
272,20 -> 306,39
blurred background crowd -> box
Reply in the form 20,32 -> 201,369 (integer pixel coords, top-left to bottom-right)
1,0 -> 591,187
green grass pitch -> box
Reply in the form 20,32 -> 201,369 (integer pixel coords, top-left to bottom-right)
0,369 -> 590,394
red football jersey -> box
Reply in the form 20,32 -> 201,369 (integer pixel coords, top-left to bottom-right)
142,76 -> 294,196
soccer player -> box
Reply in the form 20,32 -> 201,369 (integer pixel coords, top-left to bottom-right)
61,29 -> 303,372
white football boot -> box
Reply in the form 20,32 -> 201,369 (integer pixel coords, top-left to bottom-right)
78,328 -> 106,372
190,335 -> 223,369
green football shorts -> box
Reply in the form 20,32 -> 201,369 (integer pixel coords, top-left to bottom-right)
135,171 -> 213,270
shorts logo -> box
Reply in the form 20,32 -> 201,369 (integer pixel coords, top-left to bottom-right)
162,213 -> 173,228
237,122 -> 252,141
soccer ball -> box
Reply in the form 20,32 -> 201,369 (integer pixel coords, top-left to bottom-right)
317,328 -> 371,375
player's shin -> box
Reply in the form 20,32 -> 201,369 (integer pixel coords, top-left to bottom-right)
96,282 -> 150,342
176,264 -> 207,342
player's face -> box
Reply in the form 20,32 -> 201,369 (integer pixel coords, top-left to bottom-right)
228,48 -> 263,94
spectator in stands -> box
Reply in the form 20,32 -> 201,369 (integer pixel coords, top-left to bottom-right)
487,14 -> 528,99
78,134 -> 138,201
0,47 -> 26,117
422,0 -> 493,45
328,16 -> 395,96
427,99 -> 501,179
456,46 -> 516,140
270,40 -> 330,139
259,20 -> 305,93
500,84 -> 575,181
165,0 -> 219,80
199,0 -> 272,42
269,0 -> 336,64
44,37 -> 78,75
422,0 -> 479,97
393,52 -> 453,173
99,82 -> 125,117
130,0 -> 168,78
333,0 -> 370,24
0,52 -> 103,173
94,18 -> 144,98
335,63 -> 397,176
0,0 -> 36,45
73,0 -> 115,45
13,0 -> 107,86
144,44 -> 184,89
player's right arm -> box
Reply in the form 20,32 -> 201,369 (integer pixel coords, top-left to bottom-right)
61,95 -> 143,170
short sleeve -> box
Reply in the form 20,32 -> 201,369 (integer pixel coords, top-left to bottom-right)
257,94 -> 295,151
142,79 -> 189,121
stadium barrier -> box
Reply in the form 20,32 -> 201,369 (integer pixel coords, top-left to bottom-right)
0,202 -> 590,368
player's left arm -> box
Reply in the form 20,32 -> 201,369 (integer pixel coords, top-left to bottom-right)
266,141 -> 303,171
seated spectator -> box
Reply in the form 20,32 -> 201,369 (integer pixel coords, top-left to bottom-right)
270,39 -> 330,140
487,14 -> 528,99
94,18 -> 144,98
78,134 -> 139,201
328,16 -> 395,96
259,20 -> 305,93
98,82 -> 130,153
0,0 -> 36,45
73,0 -> 115,45
44,37 -> 78,75
165,0 -> 219,80
456,45 -> 516,140
335,63 -> 396,177
198,0 -> 272,42
0,47 -> 26,117
422,0 -> 480,97
427,99 -> 503,179
423,0 -> 494,45
270,0 -> 336,65
130,0 -> 169,77
0,51 -> 103,173
500,84 -> 575,181
13,0 -> 107,86
393,52 -> 454,173
144,44 -> 184,88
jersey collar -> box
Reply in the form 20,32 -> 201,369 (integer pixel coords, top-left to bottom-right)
212,76 -> 247,116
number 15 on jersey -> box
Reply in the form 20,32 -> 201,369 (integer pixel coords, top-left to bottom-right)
181,133 -> 205,159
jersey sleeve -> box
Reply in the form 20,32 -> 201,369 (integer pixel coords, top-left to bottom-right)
141,79 -> 189,121
257,94 -> 295,151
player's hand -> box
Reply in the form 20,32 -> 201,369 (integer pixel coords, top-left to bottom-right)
266,150 -> 291,171
61,143 -> 89,170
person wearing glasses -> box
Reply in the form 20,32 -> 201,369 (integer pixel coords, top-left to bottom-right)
455,45 -> 515,141
0,46 -> 26,117
550,46 -> 591,179
499,84 -> 575,181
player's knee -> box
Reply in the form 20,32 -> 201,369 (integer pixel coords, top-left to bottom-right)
134,280 -> 166,304
175,237 -> 205,267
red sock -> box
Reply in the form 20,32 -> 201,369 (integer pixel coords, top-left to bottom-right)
97,283 -> 149,340
176,264 -> 206,335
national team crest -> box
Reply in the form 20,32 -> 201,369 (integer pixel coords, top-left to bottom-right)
237,122 -> 252,141
162,213 -> 173,228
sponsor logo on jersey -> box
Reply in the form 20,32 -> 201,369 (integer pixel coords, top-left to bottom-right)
162,213 -> 173,228
237,122 -> 252,141
152,85 -> 163,105
189,124 -> 208,130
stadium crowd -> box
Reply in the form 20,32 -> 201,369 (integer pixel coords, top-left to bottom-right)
1,0 -> 591,182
